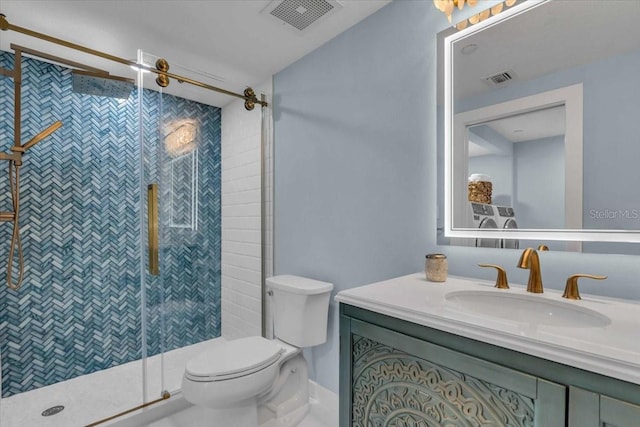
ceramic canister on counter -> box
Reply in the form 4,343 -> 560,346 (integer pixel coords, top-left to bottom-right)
425,254 -> 448,282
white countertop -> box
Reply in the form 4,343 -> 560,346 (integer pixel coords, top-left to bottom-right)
335,273 -> 640,386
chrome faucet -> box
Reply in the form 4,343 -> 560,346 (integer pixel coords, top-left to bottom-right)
517,247 -> 546,293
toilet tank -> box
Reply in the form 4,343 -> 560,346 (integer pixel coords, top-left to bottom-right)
267,275 -> 333,348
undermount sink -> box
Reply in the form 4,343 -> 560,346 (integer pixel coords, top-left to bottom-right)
445,290 -> 611,328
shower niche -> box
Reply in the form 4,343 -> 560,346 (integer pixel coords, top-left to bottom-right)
165,119 -> 199,231
169,150 -> 199,230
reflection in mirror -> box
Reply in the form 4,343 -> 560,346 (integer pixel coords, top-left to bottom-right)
438,0 -> 640,253
468,106 -> 565,225
466,106 -> 566,250
449,83 -> 582,252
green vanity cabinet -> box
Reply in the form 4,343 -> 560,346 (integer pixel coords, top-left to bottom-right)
339,304 -> 640,427
339,306 -> 565,426
569,387 -> 640,427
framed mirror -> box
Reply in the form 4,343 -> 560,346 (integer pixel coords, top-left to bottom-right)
440,0 -> 640,246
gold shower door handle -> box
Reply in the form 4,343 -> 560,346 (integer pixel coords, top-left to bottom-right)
147,183 -> 159,276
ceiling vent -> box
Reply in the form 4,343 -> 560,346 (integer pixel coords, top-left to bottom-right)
483,70 -> 516,87
261,0 -> 343,34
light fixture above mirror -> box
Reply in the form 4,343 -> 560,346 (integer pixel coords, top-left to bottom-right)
433,0 -> 518,28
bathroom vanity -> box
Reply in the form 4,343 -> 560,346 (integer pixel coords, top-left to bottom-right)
336,274 -> 640,426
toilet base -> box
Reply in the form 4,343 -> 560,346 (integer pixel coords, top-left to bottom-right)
259,402 -> 309,427
258,352 -> 309,427
193,398 -> 258,427
183,342 -> 312,427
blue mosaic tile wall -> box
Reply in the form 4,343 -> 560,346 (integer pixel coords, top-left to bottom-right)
0,52 -> 221,397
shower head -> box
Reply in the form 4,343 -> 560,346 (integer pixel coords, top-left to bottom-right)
72,70 -> 134,99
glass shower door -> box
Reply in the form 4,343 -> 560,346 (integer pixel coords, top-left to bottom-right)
0,40 -> 222,427
0,46 -> 150,425
139,51 -> 222,401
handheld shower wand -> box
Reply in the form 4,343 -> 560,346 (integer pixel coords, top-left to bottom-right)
2,121 -> 63,290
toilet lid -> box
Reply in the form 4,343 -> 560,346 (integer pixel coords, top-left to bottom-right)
185,337 -> 284,381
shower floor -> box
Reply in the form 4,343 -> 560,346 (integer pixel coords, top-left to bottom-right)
1,338 -> 221,426
1,338 -> 338,427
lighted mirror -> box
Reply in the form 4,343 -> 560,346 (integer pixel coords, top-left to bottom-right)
439,0 -> 640,249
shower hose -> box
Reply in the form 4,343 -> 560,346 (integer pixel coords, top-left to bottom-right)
6,160 -> 24,290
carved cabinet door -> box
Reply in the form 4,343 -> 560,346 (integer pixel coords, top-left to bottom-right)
341,317 -> 566,427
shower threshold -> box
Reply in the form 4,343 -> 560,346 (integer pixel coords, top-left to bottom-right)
1,338 -> 222,427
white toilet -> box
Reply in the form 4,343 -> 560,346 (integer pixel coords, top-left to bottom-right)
182,275 -> 333,427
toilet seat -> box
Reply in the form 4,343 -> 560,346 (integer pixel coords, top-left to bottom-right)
185,336 -> 284,382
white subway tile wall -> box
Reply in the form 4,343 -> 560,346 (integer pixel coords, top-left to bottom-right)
221,81 -> 273,339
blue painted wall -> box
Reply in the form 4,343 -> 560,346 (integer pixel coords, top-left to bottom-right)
514,135 -> 565,230
273,0 -> 640,394
0,52 -> 221,396
469,134 -> 565,232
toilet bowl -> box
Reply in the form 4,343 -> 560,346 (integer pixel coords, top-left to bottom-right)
183,336 -> 288,407
182,275 -> 333,427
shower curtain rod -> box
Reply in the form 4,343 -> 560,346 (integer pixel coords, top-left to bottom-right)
0,14 -> 267,110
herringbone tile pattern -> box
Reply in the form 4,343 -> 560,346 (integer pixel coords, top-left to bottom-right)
0,52 -> 221,397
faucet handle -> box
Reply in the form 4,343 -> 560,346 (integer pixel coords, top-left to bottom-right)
563,274 -> 607,300
478,264 -> 509,289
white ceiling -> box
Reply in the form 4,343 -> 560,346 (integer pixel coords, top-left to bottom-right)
468,105 -> 565,157
485,105 -> 565,143
0,0 -> 391,106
